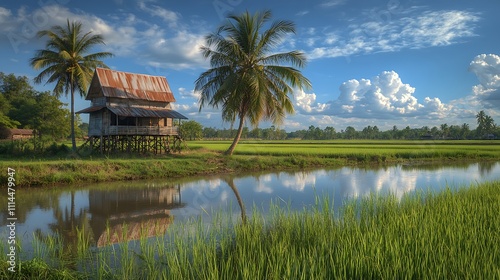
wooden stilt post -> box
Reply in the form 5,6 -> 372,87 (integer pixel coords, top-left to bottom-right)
99,135 -> 103,154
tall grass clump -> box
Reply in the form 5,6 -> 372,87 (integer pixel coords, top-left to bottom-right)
161,181 -> 500,279
120,181 -> 500,278
1,181 -> 499,279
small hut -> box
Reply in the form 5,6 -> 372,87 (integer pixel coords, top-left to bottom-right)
77,68 -> 187,154
0,128 -> 34,140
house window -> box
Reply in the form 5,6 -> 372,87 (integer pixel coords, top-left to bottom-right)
118,116 -> 136,126
110,111 -> 117,126
110,111 -> 136,126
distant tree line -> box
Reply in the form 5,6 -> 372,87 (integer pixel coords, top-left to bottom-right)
200,125 -> 288,140
182,111 -> 498,141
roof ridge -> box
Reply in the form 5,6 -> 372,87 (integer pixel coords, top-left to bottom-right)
95,67 -> 167,79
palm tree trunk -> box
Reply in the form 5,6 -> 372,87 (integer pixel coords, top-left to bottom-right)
70,81 -> 77,153
224,176 -> 247,225
224,115 -> 245,156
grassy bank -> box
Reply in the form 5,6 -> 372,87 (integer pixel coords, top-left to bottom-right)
2,181 -> 499,279
0,150 -> 345,187
1,140 -> 499,187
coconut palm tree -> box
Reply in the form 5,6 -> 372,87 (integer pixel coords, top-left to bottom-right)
476,110 -> 497,138
476,110 -> 487,136
195,10 -> 311,155
30,20 -> 113,153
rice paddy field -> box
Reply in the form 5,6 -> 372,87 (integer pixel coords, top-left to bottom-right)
189,139 -> 500,159
2,180 -> 499,279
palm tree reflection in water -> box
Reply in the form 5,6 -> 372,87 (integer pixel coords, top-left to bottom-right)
223,176 -> 247,225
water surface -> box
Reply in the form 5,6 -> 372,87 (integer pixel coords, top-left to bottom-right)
2,161 -> 499,252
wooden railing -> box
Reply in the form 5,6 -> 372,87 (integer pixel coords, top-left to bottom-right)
103,126 -> 179,136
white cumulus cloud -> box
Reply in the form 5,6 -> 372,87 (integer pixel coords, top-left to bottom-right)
468,54 -> 500,108
294,88 -> 327,113
299,71 -> 451,120
330,71 -> 426,118
0,3 -> 207,69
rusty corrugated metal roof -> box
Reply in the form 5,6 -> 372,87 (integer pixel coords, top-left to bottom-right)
76,106 -> 105,114
77,105 -> 188,119
107,106 -> 188,119
87,68 -> 176,102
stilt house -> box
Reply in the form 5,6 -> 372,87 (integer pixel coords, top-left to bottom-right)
77,68 -> 187,154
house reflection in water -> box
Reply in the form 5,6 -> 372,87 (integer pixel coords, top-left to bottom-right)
88,185 -> 185,247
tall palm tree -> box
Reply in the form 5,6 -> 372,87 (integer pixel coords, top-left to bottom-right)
30,20 -> 113,153
476,110 -> 486,136
195,10 -> 311,155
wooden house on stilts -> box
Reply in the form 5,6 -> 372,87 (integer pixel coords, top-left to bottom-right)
77,68 -> 187,154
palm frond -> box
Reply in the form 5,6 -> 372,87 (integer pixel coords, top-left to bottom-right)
264,65 -> 312,90
257,20 -> 295,55
260,51 -> 308,68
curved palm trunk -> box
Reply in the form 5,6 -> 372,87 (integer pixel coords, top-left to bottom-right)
224,176 -> 247,225
224,115 -> 245,156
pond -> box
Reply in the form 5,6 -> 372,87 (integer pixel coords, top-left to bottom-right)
2,161 -> 499,253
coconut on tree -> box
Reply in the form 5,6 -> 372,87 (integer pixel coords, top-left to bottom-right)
30,20 -> 113,153
195,10 -> 311,155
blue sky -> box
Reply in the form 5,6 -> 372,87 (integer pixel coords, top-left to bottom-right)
0,0 -> 499,131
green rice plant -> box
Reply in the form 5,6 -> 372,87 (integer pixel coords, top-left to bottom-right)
199,181 -> 499,279
95,250 -> 113,280
32,233 -> 48,261
191,140 -> 500,160
116,224 -> 138,279
40,234 -> 63,261
137,226 -> 158,275
2,258 -> 84,280
75,226 -> 91,260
